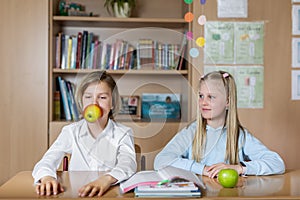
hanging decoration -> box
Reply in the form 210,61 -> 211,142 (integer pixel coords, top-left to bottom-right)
183,0 -> 207,58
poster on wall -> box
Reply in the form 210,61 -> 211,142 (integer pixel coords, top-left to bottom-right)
235,22 -> 264,64
292,38 -> 300,67
292,5 -> 300,35
204,65 -> 264,108
217,0 -> 248,18
204,22 -> 235,64
292,70 -> 300,100
204,21 -> 265,65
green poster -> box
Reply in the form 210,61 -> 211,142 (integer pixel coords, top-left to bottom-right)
204,22 -> 235,64
235,22 -> 264,64
235,66 -> 264,108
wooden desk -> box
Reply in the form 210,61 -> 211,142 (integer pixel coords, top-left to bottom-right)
0,170 -> 300,199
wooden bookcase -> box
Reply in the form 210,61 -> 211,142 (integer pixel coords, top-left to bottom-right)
49,0 -> 193,170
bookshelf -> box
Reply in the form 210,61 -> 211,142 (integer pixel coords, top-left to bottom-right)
49,0 -> 192,170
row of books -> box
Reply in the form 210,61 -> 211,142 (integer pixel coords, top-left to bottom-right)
55,31 -> 187,71
54,76 -> 80,121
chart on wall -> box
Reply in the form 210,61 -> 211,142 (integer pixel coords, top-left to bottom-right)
204,21 -> 264,64
204,65 -> 264,108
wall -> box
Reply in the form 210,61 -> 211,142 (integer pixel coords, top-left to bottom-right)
192,0 -> 300,169
0,0 -> 48,185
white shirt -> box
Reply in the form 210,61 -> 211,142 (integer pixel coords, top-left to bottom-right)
32,119 -> 137,183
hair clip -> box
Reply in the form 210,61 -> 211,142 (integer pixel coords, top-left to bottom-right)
223,73 -> 229,78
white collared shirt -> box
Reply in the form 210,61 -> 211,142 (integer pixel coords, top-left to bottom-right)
32,119 -> 137,183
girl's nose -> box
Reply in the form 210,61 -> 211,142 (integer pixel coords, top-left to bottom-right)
201,96 -> 209,105
92,97 -> 98,105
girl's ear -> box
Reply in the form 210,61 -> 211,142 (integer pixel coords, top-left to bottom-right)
226,98 -> 229,108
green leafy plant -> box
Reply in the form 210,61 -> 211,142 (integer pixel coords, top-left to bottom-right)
104,0 -> 136,16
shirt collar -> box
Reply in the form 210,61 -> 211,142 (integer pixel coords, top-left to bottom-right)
79,119 -> 115,139
206,125 -> 226,132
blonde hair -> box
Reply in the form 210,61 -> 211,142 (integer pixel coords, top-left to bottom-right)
192,71 -> 244,164
75,71 -> 120,119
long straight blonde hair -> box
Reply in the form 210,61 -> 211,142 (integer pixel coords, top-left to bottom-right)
192,71 -> 245,164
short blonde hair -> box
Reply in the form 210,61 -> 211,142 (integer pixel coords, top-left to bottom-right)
75,71 -> 120,119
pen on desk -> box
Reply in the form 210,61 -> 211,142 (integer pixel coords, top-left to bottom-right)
157,179 -> 170,185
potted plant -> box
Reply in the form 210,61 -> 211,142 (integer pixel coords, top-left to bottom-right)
104,0 -> 136,18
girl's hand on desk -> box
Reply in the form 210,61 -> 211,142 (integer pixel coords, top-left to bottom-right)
36,176 -> 64,196
78,174 -> 117,197
204,163 -> 243,178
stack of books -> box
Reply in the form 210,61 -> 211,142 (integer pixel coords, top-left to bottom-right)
134,182 -> 201,197
119,166 -> 204,197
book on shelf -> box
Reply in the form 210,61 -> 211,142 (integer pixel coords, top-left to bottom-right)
137,38 -> 155,70
76,32 -> 82,69
119,165 -> 204,194
55,32 -> 62,69
60,34 -> 67,69
141,93 -> 181,119
67,36 -> 72,69
70,36 -> 77,69
53,91 -> 61,120
93,40 -> 100,69
100,42 -> 107,69
86,32 -> 94,69
116,95 -> 140,120
176,31 -> 188,70
66,81 -> 79,121
57,76 -> 71,121
81,30 -> 88,69
134,182 -> 201,197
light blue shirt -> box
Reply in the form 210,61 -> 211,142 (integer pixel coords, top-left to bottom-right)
154,121 -> 285,175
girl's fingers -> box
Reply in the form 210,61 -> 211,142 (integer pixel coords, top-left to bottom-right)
52,181 -> 58,195
88,187 -> 99,197
46,182 -> 52,196
40,183 -> 46,195
78,185 -> 92,197
35,185 -> 40,195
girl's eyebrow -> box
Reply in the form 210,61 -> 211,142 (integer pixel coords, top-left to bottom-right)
84,91 -> 110,95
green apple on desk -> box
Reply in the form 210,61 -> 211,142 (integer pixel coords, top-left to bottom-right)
83,104 -> 102,123
218,169 -> 239,188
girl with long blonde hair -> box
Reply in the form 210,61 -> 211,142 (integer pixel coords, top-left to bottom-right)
154,71 -> 285,177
